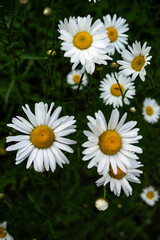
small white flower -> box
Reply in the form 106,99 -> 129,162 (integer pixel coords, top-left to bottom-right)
96,162 -> 143,197
142,98 -> 160,123
95,198 -> 109,211
66,69 -> 88,90
6,102 -> 77,172
141,186 -> 159,206
103,14 -> 129,55
82,108 -> 143,175
0,221 -> 14,240
58,15 -> 112,74
99,72 -> 136,108
117,41 -> 152,81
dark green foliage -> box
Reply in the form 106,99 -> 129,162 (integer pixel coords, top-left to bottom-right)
0,0 -> 160,239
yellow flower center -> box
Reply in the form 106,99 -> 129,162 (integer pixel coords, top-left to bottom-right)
146,191 -> 155,199
109,165 -> 125,179
145,106 -> 154,116
110,83 -> 124,97
99,130 -> 122,155
30,126 -> 54,149
73,32 -> 93,50
73,74 -> 81,84
107,27 -> 118,42
0,227 -> 7,238
131,55 -> 145,71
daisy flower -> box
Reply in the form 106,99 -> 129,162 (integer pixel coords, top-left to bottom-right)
95,198 -> 109,211
117,41 -> 152,81
142,98 -> 160,123
141,186 -> 159,206
96,162 -> 143,197
66,69 -> 88,90
6,102 -> 76,172
58,15 -> 112,75
103,14 -> 129,55
0,221 -> 14,240
99,72 -> 136,108
82,109 -> 143,175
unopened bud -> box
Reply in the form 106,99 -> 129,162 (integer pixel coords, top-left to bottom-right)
110,62 -> 119,68
96,66 -> 103,71
0,193 -> 4,199
46,50 -> 56,56
117,203 -> 122,208
43,7 -> 51,16
0,147 -> 6,156
95,198 -> 109,211
130,107 -> 136,113
20,0 -> 28,4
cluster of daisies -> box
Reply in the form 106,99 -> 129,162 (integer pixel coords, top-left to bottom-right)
57,12 -> 160,201
6,102 -> 159,204
58,13 -> 151,78
5,101 -> 140,199
60,13 -> 160,124
6,103 -> 143,197
5,12 -> 159,208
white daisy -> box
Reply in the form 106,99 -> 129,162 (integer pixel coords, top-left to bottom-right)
6,102 -> 77,172
82,109 -> 143,175
142,98 -> 160,123
95,198 -> 109,211
66,69 -> 88,90
103,14 -> 129,55
58,15 -> 112,75
117,41 -> 152,81
141,186 -> 159,206
99,72 -> 136,108
96,162 -> 143,197
0,221 -> 14,240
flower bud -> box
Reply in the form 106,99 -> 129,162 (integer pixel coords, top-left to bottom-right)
20,0 -> 28,4
0,147 -> 6,156
130,107 -> 136,113
95,198 -> 109,211
117,203 -> 122,208
0,193 -> 4,199
46,50 -> 56,56
43,7 -> 51,16
110,62 -> 119,68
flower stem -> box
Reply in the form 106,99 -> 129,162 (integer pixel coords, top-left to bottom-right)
114,72 -> 125,105
103,186 -> 107,199
74,72 -> 84,117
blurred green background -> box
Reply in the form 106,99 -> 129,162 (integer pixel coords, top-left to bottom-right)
0,0 -> 160,239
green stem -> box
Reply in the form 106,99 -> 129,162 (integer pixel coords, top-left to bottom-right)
9,0 -> 16,30
103,186 -> 106,199
146,72 -> 154,87
87,74 -> 93,112
74,72 -> 84,117
20,56 -> 48,60
4,77 -> 15,110
114,72 -> 125,105
0,39 -> 9,46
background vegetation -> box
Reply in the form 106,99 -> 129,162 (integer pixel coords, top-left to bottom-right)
0,0 -> 160,239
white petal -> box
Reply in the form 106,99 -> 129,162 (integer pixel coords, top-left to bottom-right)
26,148 -> 38,169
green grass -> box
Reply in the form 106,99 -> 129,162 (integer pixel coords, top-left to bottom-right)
0,0 -> 160,239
